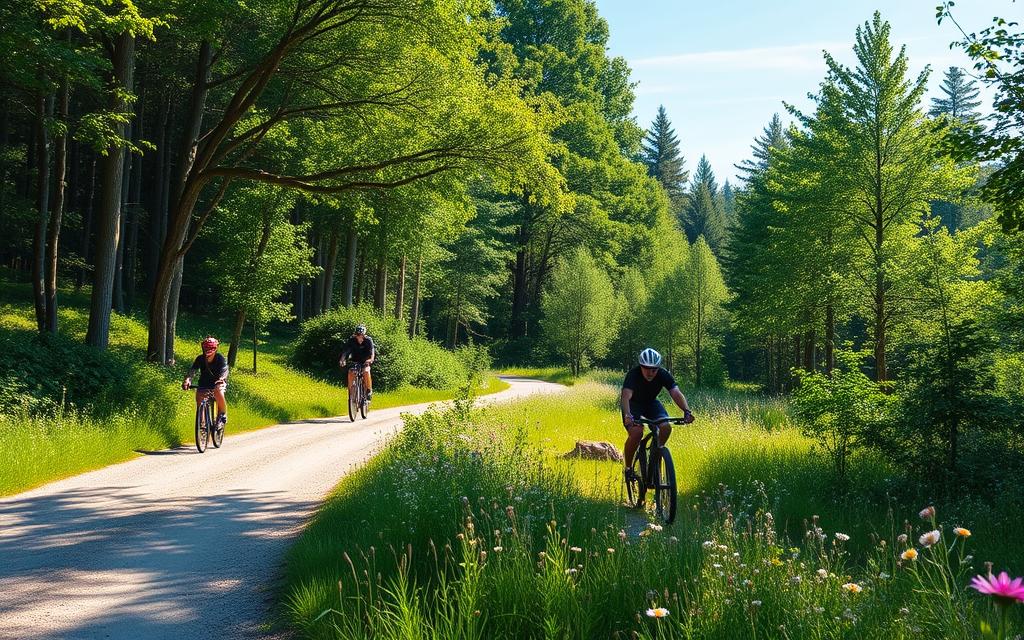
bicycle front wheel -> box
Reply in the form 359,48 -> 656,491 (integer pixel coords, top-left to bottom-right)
625,444 -> 648,508
211,410 -> 224,449
348,382 -> 358,422
359,383 -> 367,419
653,447 -> 677,524
195,401 -> 209,453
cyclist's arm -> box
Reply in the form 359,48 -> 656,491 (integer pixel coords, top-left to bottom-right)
214,361 -> 229,387
338,348 -> 350,367
620,387 -> 634,426
668,386 -> 693,417
183,364 -> 198,389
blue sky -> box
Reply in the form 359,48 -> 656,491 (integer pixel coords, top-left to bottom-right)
592,0 -> 1010,184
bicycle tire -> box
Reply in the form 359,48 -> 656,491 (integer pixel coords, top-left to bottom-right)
348,380 -> 358,422
359,381 -> 367,419
211,406 -> 224,449
654,447 -> 677,524
195,399 -> 209,453
626,439 -> 649,507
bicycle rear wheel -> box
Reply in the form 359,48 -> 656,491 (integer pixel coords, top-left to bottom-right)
653,447 -> 677,524
195,400 -> 209,453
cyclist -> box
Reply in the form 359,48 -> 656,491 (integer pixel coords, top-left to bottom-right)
338,324 -> 375,401
621,347 -> 693,484
182,336 -> 229,428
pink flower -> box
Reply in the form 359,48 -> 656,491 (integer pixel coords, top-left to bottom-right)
919,506 -> 936,520
970,572 -> 1024,606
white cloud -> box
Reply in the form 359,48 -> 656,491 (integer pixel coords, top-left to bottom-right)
630,41 -> 848,73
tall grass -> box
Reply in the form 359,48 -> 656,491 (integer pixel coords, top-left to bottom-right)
281,383 -> 1024,638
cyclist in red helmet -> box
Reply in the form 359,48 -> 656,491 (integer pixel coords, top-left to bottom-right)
182,336 -> 229,428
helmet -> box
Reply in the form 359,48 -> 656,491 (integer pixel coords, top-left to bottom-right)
638,348 -> 662,368
201,336 -> 219,350
354,324 -> 367,335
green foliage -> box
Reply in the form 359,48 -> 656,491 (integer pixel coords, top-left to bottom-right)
640,105 -> 688,205
792,351 -> 895,479
683,156 -> 727,253
929,66 -> 982,123
541,247 -> 616,375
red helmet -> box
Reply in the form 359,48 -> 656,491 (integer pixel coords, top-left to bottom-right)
201,336 -> 219,350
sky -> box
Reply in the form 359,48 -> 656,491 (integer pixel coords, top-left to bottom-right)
592,0 -> 1012,185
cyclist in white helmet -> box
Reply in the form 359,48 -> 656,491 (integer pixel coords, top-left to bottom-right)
621,347 -> 694,484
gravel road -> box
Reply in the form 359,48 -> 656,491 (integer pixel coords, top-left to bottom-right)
0,377 -> 562,639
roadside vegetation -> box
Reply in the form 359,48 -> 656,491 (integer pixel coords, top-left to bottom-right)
282,382 -> 1024,639
0,285 -> 507,495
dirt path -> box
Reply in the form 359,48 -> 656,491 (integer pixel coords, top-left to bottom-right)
0,377 -> 563,640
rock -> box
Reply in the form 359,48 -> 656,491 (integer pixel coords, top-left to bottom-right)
562,440 -> 623,462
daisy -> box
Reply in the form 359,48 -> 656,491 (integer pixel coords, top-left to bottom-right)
646,607 -> 670,618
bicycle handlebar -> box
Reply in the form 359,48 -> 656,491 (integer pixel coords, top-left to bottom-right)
633,417 -> 690,425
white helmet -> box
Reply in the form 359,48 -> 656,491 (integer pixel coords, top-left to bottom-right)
638,348 -> 662,367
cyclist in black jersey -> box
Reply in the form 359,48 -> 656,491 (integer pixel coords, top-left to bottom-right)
621,347 -> 693,483
182,336 -> 229,428
339,324 -> 375,400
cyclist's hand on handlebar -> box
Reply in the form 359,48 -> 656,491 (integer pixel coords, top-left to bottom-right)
182,379 -> 191,391
683,409 -> 695,424
623,415 -> 635,428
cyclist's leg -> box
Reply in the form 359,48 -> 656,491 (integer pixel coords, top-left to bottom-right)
347,365 -> 356,389
194,388 -> 203,408
623,401 -> 644,469
362,364 -> 372,395
213,385 -> 227,419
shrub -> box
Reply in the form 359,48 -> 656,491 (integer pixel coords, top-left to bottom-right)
290,305 -> 413,391
407,338 -> 468,390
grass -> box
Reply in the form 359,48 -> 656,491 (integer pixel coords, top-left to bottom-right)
280,380 -> 1024,639
0,286 -> 508,496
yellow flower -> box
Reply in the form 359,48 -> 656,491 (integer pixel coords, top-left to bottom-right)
771,558 -> 784,567
842,582 -> 863,594
901,548 -> 918,561
954,527 -> 971,538
646,607 -> 670,618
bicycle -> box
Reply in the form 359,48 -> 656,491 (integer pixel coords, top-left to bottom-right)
624,417 -> 688,524
187,387 -> 225,453
346,361 -> 369,422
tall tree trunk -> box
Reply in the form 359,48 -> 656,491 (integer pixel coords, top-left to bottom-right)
354,250 -> 366,305
409,251 -> 422,338
342,227 -> 357,307
164,259 -> 182,362
227,308 -> 246,367
145,95 -> 170,294
112,141 -> 130,314
374,253 -> 387,311
824,304 -> 835,375
322,228 -> 340,312
312,231 -> 324,315
147,40 -> 213,362
125,90 -> 144,308
86,32 -> 134,349
802,329 -> 816,372
45,80 -> 69,333
394,254 -> 406,321
510,237 -> 529,338
32,91 -> 53,333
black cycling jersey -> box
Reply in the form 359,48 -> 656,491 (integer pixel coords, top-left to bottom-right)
190,353 -> 228,388
622,365 -> 677,404
340,335 -> 375,363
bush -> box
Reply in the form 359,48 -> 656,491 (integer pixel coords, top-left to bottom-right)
290,305 -> 413,391
291,307 -> 478,393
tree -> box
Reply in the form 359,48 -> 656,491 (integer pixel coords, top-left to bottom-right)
685,237 -> 729,386
541,247 -> 616,376
683,156 -> 726,253
791,12 -> 966,382
938,3 -> 1024,231
640,105 -> 688,205
207,184 -> 316,369
720,180 -> 736,226
929,66 -> 982,123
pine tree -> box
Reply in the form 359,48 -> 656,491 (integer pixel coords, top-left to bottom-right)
720,180 -> 737,225
929,66 -> 982,123
640,105 -> 688,203
736,113 -> 787,179
683,156 -> 726,253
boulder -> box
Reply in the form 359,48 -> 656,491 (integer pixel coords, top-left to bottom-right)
562,440 -> 623,462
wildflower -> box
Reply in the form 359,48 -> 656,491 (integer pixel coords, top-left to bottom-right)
750,600 -> 762,607
919,506 -> 936,520
703,540 -> 715,549
970,571 -> 1024,605
570,546 -> 582,553
639,530 -> 651,537
791,576 -> 802,585
618,530 -> 627,541
835,532 -> 850,542
842,582 -> 863,594
771,558 -> 784,567
717,544 -> 729,552
878,572 -> 890,580
897,534 -> 908,544
456,533 -> 465,540
954,527 -> 971,538
899,607 -> 910,616
814,606 -> 825,614
645,607 -> 670,618
817,568 -> 828,579
919,530 -> 941,547
566,568 -> 578,576
713,563 -> 723,569
669,536 -> 679,544
607,548 -> 615,554
493,546 -> 503,552
648,523 -> 663,532
901,548 -> 918,561
743,579 -> 753,588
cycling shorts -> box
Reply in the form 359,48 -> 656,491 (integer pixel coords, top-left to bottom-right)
625,399 -> 668,430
